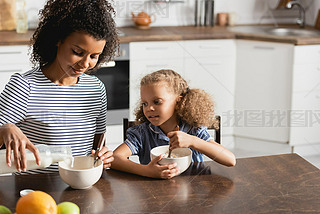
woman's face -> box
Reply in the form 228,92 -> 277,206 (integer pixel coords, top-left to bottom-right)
55,32 -> 106,77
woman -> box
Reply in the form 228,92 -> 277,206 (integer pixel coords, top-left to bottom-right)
0,0 -> 119,174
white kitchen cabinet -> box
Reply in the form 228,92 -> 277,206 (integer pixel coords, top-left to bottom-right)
129,41 -> 184,120
129,40 -> 236,146
0,45 -> 31,92
290,45 -> 320,145
234,40 -> 294,143
183,40 -> 236,141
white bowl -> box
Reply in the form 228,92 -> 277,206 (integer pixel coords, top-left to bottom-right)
150,145 -> 192,174
59,156 -> 103,189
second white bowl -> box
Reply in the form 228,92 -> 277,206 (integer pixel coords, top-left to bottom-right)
150,145 -> 192,174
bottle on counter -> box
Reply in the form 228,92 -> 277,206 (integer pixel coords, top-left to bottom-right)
0,144 -> 72,174
16,0 -> 28,33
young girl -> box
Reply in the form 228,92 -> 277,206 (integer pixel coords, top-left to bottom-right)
112,69 -> 236,179
0,0 -> 118,174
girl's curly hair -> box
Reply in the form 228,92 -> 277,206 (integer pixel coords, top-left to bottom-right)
30,0 -> 119,72
134,69 -> 219,129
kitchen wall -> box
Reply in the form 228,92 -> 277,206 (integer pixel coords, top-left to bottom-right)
25,0 -> 320,29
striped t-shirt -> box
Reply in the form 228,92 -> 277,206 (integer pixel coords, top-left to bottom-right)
0,67 -> 107,174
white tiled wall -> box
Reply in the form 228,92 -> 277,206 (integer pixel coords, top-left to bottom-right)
25,0 -> 320,28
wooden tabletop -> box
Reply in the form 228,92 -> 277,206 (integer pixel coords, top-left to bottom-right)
0,153 -> 319,213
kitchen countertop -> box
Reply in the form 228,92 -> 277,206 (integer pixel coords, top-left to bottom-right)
1,25 -> 320,46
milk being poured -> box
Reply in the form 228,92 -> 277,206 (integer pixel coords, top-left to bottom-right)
0,144 -> 72,174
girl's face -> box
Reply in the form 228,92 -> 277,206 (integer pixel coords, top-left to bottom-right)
55,31 -> 106,78
141,82 -> 180,132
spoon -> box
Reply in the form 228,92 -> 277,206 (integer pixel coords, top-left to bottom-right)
93,133 -> 105,166
168,125 -> 179,158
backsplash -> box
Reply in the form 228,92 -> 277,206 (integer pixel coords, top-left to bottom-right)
25,0 -> 320,28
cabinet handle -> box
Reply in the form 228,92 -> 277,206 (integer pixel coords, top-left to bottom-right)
198,45 -> 221,49
0,69 -> 22,72
200,62 -> 222,66
145,47 -> 168,50
253,46 -> 275,50
146,64 -> 167,68
0,52 -> 22,55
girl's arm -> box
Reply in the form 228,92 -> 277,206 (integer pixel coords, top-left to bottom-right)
168,131 -> 236,167
111,143 -> 180,179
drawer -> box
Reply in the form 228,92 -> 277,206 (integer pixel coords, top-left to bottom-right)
294,45 -> 320,64
0,45 -> 30,64
129,58 -> 184,119
292,63 -> 320,92
0,63 -> 31,73
182,40 -> 236,57
130,41 -> 184,60
184,56 -> 235,90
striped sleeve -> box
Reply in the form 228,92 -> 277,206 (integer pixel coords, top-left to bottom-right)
95,79 -> 107,134
0,73 -> 30,125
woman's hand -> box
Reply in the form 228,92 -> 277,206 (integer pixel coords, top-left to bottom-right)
92,146 -> 114,168
0,123 -> 40,172
146,154 -> 180,179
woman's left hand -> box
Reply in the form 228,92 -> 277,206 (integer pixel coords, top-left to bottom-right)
92,146 -> 114,168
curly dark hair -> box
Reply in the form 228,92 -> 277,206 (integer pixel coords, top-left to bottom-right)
30,0 -> 119,72
134,69 -> 219,129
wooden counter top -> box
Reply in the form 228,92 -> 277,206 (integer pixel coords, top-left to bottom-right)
1,25 -> 320,46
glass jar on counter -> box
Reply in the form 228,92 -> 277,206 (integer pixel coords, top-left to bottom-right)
16,0 -> 28,33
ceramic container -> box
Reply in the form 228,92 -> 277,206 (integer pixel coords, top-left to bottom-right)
59,156 -> 103,189
150,145 -> 192,174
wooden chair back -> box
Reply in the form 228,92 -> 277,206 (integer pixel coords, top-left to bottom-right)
123,115 -> 221,144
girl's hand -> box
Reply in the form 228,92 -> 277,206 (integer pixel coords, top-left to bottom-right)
92,146 -> 114,168
167,127 -> 194,151
146,154 -> 180,179
0,123 -> 40,172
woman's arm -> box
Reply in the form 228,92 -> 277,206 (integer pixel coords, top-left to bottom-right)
168,131 -> 236,167
111,143 -> 180,179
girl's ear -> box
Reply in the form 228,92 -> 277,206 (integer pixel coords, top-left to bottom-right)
176,96 -> 182,103
175,96 -> 182,110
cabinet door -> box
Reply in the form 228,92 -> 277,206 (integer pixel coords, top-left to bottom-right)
234,40 -> 294,143
129,42 -> 184,120
290,45 -> 320,145
290,90 -> 320,145
0,45 -> 29,64
183,40 -> 236,136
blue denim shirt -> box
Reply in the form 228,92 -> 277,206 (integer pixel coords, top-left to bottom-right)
124,121 -> 214,165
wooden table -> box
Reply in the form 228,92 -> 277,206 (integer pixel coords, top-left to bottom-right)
0,153 -> 319,213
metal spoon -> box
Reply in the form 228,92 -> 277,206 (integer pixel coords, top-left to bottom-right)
168,125 -> 179,158
93,133 -> 105,166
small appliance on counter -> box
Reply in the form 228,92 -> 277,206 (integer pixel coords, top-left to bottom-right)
195,0 -> 214,27
0,0 -> 16,31
131,11 -> 156,29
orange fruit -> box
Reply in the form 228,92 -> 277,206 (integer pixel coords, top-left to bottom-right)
16,191 -> 57,214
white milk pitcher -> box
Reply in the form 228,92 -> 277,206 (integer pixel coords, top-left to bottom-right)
0,144 -> 72,174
